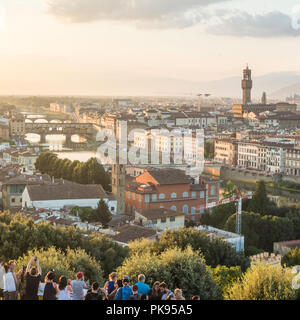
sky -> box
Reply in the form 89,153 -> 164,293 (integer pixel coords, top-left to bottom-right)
0,0 -> 300,96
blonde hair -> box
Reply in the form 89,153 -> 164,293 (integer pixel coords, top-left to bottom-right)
109,272 -> 117,281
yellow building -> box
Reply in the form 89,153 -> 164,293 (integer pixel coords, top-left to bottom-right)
9,114 -> 26,136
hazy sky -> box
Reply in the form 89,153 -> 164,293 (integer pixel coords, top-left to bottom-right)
0,0 -> 300,95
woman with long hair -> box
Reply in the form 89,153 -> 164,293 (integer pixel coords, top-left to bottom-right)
57,276 -> 71,300
43,271 -> 58,300
148,281 -> 162,300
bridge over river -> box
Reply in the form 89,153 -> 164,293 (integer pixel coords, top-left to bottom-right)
25,122 -> 94,144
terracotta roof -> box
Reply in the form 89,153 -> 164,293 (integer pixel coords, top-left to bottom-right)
276,240 -> 300,248
26,183 -> 108,201
146,168 -> 191,185
136,208 -> 184,219
110,224 -> 156,243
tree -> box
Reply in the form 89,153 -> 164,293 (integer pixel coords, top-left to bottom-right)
282,248 -> 300,267
117,246 -> 222,300
94,200 -> 112,228
226,263 -> 299,300
200,203 -> 236,230
209,265 -> 243,297
247,181 -> 270,215
225,211 -> 295,252
204,140 -> 215,160
16,247 -> 104,284
136,228 -> 250,271
222,180 -> 238,199
0,211 -> 128,277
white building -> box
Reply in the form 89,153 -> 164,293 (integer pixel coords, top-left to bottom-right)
22,183 -> 117,213
196,225 -> 244,252
134,208 -> 185,231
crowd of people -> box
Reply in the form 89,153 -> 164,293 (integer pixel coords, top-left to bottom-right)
0,257 -> 201,301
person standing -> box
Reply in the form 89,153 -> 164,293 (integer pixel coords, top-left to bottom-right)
174,288 -> 185,300
85,282 -> 103,301
114,277 -> 133,301
3,264 -> 17,300
43,271 -> 58,300
57,276 -> 71,300
148,281 -> 162,300
160,282 -> 174,300
104,272 -> 117,295
24,257 -> 42,300
135,274 -> 150,296
0,257 -> 5,300
128,285 -> 139,300
71,272 -> 88,300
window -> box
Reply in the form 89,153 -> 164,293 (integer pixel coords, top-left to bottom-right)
152,219 -> 157,225
159,193 -> 165,200
191,207 -> 196,214
152,194 -> 157,201
200,191 -> 205,198
171,205 -> 177,211
170,216 -> 175,222
182,192 -> 189,198
128,191 -> 131,199
11,198 -> 15,203
132,193 -> 136,200
182,205 -> 189,214
111,207 -> 115,212
211,186 -> 216,196
145,194 -> 150,203
200,209 -> 204,214
161,217 -> 166,223
171,192 -> 177,199
192,192 -> 196,199
139,194 -> 142,202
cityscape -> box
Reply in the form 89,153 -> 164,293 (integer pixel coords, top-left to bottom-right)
0,0 -> 300,306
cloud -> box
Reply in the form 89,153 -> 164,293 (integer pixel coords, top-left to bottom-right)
207,11 -> 300,37
45,0 -> 229,28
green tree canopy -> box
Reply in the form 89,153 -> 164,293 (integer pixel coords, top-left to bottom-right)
94,200 -> 112,228
247,181 -> 270,215
117,246 -> 222,300
16,246 -> 104,284
129,228 -> 250,271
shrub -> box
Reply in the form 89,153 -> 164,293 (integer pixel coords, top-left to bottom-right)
117,246 -> 222,300
226,263 -> 298,300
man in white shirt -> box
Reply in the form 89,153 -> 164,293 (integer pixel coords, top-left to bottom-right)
0,257 -> 5,300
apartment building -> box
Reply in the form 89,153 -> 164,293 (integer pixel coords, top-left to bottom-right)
214,139 -> 238,165
125,168 -> 220,223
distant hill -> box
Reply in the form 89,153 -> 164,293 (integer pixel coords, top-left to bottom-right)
148,72 -> 300,99
270,82 -> 300,99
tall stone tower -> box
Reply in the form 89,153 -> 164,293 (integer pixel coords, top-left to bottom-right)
111,120 -> 126,214
261,92 -> 267,105
242,65 -> 252,105
112,163 -> 126,214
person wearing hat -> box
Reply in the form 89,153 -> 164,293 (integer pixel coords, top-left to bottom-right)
71,272 -> 89,300
114,276 -> 133,300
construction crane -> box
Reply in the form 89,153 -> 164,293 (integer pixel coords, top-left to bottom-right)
196,187 -> 253,235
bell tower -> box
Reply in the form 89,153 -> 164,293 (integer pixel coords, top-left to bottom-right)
242,65 -> 252,105
112,163 -> 126,214
111,120 -> 126,214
